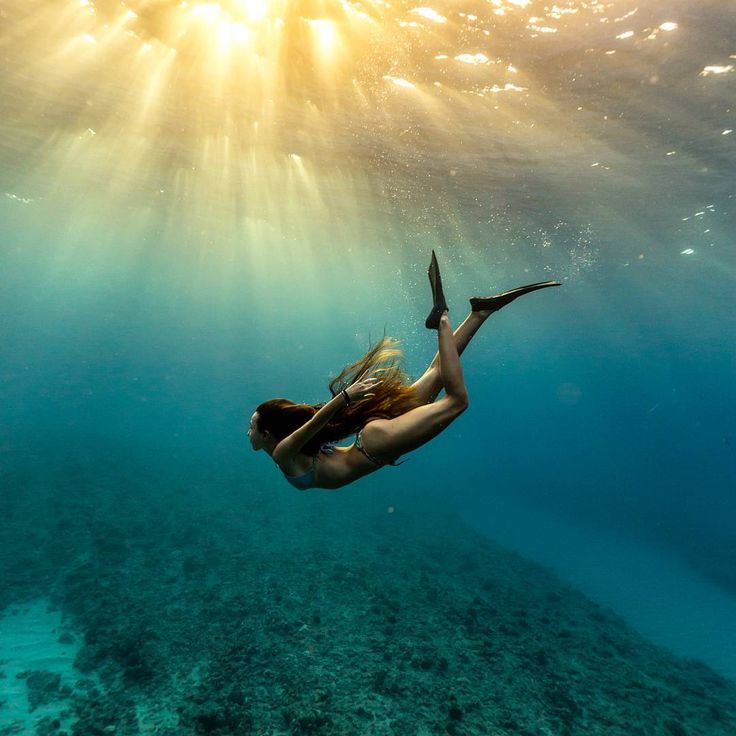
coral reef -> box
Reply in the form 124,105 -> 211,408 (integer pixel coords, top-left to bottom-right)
1,434 -> 735,735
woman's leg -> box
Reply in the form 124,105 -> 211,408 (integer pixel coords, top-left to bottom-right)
361,313 -> 469,461
411,309 -> 491,404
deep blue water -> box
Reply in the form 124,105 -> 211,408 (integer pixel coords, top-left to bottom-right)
1,0 -> 735,684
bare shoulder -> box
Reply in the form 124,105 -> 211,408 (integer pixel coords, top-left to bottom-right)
273,439 -> 307,468
273,451 -> 313,477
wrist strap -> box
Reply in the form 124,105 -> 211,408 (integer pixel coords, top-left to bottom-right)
341,389 -> 351,405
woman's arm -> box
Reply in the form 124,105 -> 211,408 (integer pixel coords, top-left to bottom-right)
272,375 -> 381,464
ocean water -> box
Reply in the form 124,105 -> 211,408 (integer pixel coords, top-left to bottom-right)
1,0 -> 735,733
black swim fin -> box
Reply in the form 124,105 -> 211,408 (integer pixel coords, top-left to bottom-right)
425,250 -> 448,329
470,280 -> 561,313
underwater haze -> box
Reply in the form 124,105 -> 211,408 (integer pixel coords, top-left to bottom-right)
1,0 -> 736,733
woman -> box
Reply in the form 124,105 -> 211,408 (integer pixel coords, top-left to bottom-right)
248,251 -> 559,490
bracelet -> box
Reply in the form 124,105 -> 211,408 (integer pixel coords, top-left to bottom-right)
341,389 -> 351,405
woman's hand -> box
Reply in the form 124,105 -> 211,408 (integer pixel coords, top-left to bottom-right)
346,372 -> 383,402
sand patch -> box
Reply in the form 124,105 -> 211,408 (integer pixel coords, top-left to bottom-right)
0,599 -> 92,734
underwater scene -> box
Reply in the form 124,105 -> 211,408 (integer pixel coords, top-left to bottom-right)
1,0 -> 735,733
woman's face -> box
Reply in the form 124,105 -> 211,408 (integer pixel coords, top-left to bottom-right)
247,411 -> 268,450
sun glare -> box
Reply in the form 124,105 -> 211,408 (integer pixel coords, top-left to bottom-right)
234,0 -> 270,22
6,0 -> 720,254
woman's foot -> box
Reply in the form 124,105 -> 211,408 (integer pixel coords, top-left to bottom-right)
425,250 -> 449,329
470,280 -> 560,316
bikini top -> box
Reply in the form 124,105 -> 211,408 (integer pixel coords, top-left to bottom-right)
282,441 -> 338,490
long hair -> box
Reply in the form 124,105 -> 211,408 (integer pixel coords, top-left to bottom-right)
255,336 -> 423,456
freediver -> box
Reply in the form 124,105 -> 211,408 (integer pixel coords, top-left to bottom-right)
247,251 -> 559,490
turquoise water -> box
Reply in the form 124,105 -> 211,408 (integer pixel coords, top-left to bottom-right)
1,0 -> 736,732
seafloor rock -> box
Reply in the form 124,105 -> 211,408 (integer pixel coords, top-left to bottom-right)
15,670 -> 68,711
1,436 -> 736,735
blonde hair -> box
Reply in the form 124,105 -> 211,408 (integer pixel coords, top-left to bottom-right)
256,336 -> 423,455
